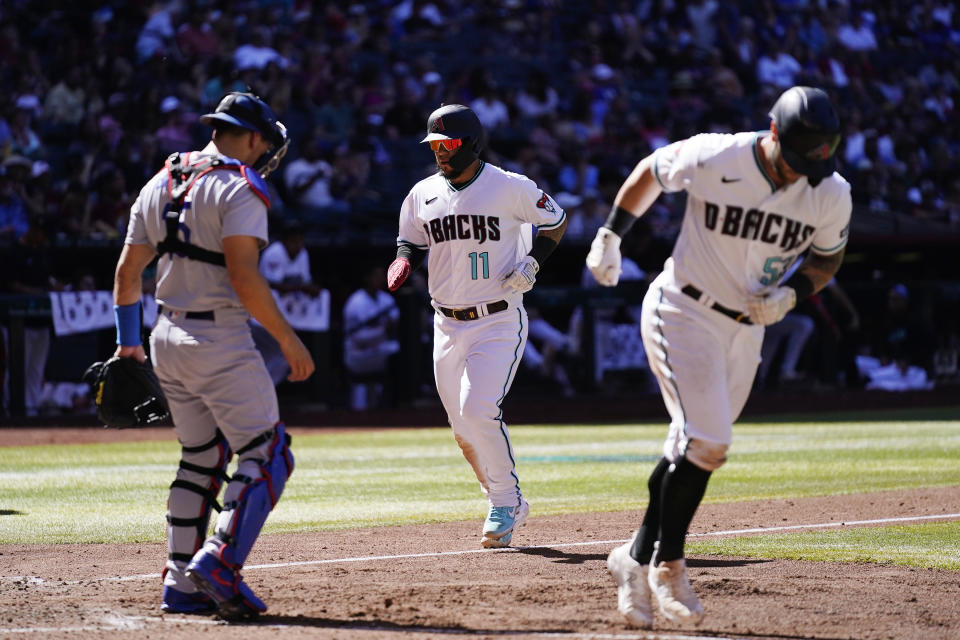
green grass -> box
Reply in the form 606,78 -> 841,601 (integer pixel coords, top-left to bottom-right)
1,418 -> 959,571
690,521 -> 960,570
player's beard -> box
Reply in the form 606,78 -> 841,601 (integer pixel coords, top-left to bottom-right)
437,147 -> 474,181
437,159 -> 463,180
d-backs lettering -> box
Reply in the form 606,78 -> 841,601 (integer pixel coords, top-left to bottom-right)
423,214 -> 501,245
704,201 -> 814,251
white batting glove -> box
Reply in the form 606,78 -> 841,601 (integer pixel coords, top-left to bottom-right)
747,286 -> 797,325
501,255 -> 539,294
585,227 -> 622,286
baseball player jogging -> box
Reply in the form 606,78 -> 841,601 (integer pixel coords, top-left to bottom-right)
112,92 -> 314,620
587,86 -> 851,628
388,104 -> 567,548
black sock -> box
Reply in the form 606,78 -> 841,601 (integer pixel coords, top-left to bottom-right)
655,456 -> 711,563
631,456 -> 670,565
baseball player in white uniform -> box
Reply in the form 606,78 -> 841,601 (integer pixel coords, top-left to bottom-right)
587,86 -> 851,628
111,92 -> 314,620
343,265 -> 400,410
387,104 -> 567,548
253,220 -> 319,385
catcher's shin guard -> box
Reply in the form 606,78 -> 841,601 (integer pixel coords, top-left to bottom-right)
164,430 -> 232,591
185,424 -> 292,619
207,423 -> 293,569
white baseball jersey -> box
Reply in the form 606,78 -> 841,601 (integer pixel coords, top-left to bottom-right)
397,161 -> 566,309
259,241 -> 312,287
126,152 -> 269,311
653,131 -> 851,309
641,131 -> 852,460
397,160 -> 563,513
343,287 -> 400,375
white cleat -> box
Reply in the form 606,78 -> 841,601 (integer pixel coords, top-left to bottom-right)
607,537 -> 653,629
648,554 -> 704,625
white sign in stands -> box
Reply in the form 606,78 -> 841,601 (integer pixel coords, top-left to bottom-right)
48,291 -> 330,336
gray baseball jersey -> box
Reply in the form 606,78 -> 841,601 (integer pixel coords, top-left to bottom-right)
124,151 -> 279,447
126,152 -> 269,311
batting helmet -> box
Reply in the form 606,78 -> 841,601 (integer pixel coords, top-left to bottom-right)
201,92 -> 290,177
769,86 -> 841,184
422,103 -> 484,153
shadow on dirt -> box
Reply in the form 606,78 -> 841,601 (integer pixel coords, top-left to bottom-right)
687,557 -> 771,568
512,546 -> 607,564
253,616 -> 569,635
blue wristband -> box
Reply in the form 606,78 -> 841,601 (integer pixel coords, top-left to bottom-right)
115,302 -> 142,346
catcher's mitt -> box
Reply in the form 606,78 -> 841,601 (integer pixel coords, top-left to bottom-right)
82,356 -> 170,428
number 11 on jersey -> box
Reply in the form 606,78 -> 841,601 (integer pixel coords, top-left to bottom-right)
469,251 -> 489,280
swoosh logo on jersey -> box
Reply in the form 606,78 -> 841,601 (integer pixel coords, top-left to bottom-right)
426,196 -> 438,204
721,176 -> 741,183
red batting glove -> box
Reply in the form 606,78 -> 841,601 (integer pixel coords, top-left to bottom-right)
387,257 -> 411,292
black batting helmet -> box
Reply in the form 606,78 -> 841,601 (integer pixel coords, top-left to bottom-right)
769,86 -> 841,184
201,92 -> 290,177
421,104 -> 484,155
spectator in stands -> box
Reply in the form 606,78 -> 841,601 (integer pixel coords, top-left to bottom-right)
515,70 -> 559,121
234,27 -> 288,72
176,9 -> 220,61
283,133 -> 348,230
83,165 -> 130,240
383,86 -> 425,139
8,96 -> 43,159
42,67 -> 86,137
470,82 -> 510,132
135,3 -> 178,62
836,10 -> 878,52
154,96 -> 195,157
756,39 -> 802,89
0,163 -> 29,242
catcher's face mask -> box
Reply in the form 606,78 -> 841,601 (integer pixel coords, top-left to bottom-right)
255,120 -> 289,179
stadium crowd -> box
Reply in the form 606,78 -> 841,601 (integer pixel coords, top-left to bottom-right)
0,0 -> 957,246
1,0 -> 958,414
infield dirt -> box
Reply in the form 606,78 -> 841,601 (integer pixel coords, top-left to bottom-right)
1,428 -> 958,639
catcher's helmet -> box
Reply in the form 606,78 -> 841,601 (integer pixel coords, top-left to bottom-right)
201,92 -> 290,177
421,104 -> 484,155
769,86 -> 841,183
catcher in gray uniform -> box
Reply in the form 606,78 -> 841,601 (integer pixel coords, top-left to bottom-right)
112,92 -> 314,620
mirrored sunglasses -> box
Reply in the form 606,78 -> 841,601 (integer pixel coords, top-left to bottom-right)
428,139 -> 463,152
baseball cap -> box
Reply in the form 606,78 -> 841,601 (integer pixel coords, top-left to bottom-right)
160,96 -> 180,113
770,86 -> 841,181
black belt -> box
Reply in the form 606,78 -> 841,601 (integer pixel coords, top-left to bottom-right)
159,306 -> 215,321
438,300 -> 509,321
680,285 -> 752,325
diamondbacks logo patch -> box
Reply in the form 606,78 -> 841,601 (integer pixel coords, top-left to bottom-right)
431,117 -> 444,133
806,142 -> 832,160
536,192 -> 556,213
